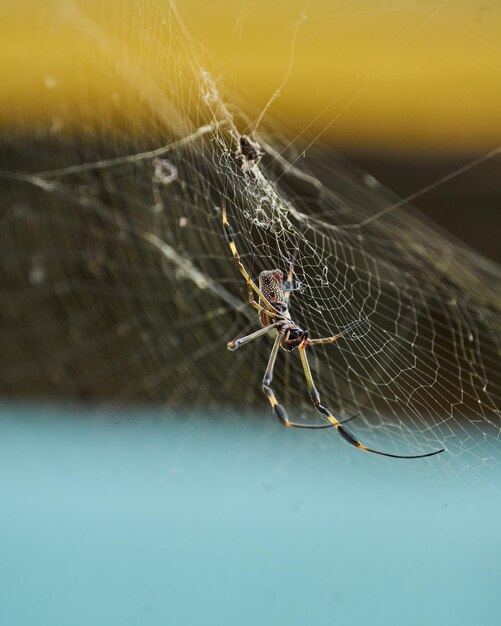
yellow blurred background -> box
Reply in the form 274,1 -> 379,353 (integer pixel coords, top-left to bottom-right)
1,0 -> 500,154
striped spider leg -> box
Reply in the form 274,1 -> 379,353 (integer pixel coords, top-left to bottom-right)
222,206 -> 445,459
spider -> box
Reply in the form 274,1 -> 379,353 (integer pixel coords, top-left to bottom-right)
235,135 -> 264,172
222,205 -> 445,459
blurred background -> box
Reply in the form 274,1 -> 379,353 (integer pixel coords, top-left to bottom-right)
2,0 -> 500,259
0,2 -> 500,625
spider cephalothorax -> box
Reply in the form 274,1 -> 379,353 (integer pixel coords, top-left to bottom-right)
281,327 -> 307,352
222,204 -> 444,460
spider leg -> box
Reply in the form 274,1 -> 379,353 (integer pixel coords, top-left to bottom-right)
228,322 -> 282,351
242,283 -> 278,320
307,319 -> 367,346
298,343 -> 445,459
262,335 -> 348,429
222,205 -> 279,317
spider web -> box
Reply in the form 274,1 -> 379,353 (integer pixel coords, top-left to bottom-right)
0,1 -> 500,483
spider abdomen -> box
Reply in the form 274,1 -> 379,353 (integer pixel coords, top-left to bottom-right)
258,269 -> 285,327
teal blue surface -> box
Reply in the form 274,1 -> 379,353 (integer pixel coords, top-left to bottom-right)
0,405 -> 499,626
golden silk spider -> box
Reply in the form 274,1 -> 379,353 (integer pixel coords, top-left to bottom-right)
222,205 -> 445,459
